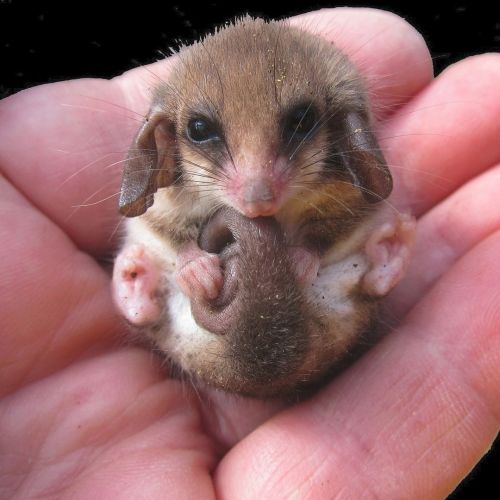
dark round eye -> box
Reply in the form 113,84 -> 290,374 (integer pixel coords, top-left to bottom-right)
187,117 -> 220,143
282,104 -> 317,144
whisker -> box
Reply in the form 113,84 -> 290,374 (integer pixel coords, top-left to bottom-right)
59,103 -> 143,123
72,94 -> 146,118
285,100 -> 314,149
181,179 -> 221,187
103,156 -> 142,171
288,191 -> 327,216
288,106 -> 342,161
176,140 -> 229,175
180,157 -> 226,176
206,200 -> 226,219
298,179 -> 402,215
294,184 -> 355,215
191,188 -> 221,194
135,63 -> 166,86
182,171 -> 224,183
107,216 -> 127,243
299,146 -> 326,165
59,152 -> 125,188
72,190 -> 121,208
180,157 -> 229,181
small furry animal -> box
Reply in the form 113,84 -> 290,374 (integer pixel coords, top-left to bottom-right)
112,17 -> 415,398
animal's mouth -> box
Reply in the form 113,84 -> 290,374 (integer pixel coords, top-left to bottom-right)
198,210 -> 236,254
198,209 -> 280,254
196,209 -> 282,311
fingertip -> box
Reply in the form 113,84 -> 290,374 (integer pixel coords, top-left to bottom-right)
439,52 -> 500,80
291,7 -> 433,117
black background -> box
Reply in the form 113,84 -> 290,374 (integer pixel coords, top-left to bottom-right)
1,0 -> 499,94
1,0 -> 498,497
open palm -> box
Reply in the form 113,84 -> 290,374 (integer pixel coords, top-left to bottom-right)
1,8 -> 499,498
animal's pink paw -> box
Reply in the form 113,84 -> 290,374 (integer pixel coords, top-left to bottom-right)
176,243 -> 223,301
362,212 -> 416,297
288,246 -> 320,287
112,244 -> 162,325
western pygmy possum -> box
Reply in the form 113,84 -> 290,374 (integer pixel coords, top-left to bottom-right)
112,17 -> 415,398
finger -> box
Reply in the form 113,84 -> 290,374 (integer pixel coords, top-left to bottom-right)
388,162 -> 500,317
0,8 -> 432,256
0,175 -> 120,396
291,7 -> 432,118
216,232 -> 500,498
0,79 -> 137,255
0,349 -> 217,498
384,53 -> 500,214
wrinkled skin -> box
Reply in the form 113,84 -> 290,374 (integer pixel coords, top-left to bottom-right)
1,8 -> 499,499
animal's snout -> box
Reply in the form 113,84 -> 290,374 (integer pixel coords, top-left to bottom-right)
242,179 -> 275,203
238,178 -> 279,217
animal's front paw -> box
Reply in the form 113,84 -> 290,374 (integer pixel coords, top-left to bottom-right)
175,243 -> 223,301
112,244 -> 163,325
288,246 -> 320,287
362,212 -> 416,297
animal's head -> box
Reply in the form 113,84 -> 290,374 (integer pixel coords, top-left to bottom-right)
118,17 -> 392,220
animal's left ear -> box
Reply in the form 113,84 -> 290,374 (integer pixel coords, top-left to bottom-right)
340,112 -> 393,203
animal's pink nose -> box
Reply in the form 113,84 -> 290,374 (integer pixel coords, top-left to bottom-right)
242,179 -> 274,203
239,179 -> 278,217
239,200 -> 277,217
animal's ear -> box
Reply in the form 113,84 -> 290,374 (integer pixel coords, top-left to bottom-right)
119,111 -> 177,217
340,112 -> 393,203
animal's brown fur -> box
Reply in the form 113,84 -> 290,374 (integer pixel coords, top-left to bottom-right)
117,17 -> 396,397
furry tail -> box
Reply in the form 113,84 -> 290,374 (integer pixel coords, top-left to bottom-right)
191,208 -> 308,384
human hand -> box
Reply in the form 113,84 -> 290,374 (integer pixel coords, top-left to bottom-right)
1,8 -> 499,498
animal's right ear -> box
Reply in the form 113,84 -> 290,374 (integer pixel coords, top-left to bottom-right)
119,111 -> 177,217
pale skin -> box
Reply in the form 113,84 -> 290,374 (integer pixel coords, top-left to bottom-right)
1,7 -> 499,498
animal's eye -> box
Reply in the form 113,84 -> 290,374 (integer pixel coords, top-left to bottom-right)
282,104 -> 318,144
186,117 -> 220,143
